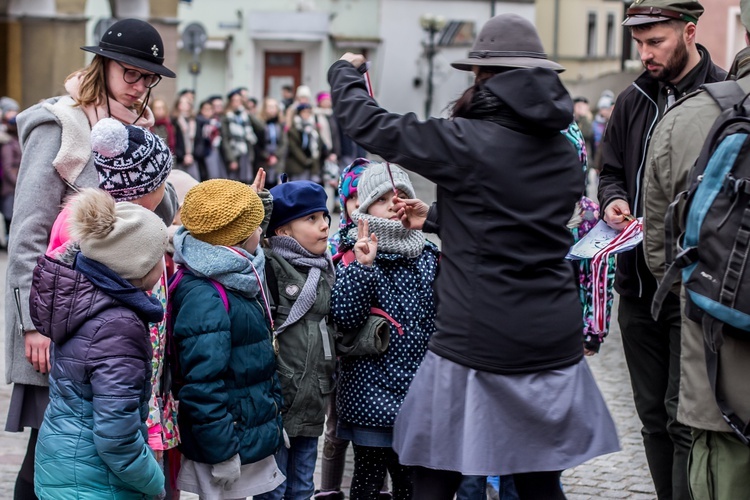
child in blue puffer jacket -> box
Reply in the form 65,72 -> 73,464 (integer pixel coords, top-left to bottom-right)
170,178 -> 284,499
331,163 -> 439,500
30,188 -> 168,499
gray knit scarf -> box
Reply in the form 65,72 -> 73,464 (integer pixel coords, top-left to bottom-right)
350,211 -> 425,258
268,235 -> 335,333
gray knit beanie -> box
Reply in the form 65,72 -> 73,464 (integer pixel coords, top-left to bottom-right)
69,188 -> 168,280
356,162 -> 416,214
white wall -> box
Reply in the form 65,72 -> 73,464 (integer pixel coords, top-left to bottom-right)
377,0 -> 534,118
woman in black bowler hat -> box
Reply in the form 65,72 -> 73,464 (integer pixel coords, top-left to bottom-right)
327,14 -> 620,499
5,18 -> 177,499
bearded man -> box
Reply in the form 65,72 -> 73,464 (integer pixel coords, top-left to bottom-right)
597,1 -> 725,499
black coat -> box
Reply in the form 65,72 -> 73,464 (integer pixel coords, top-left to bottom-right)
598,46 -> 726,298
328,61 -> 584,374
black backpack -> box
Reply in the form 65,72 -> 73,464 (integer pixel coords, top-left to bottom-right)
653,80 -> 750,445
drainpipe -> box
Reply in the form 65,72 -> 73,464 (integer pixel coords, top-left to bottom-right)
553,0 -> 560,62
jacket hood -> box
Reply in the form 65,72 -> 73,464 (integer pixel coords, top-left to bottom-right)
173,226 -> 266,297
483,68 -> 574,132
29,255 -> 137,345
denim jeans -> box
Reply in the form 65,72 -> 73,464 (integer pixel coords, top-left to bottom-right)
254,436 -> 319,500
456,475 -> 487,500
461,476 -> 519,500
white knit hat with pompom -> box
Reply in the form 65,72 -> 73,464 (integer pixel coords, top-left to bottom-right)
90,118 -> 172,202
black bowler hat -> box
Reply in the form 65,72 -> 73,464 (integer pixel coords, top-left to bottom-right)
81,18 -> 176,78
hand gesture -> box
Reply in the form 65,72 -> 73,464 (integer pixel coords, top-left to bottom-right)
603,199 -> 632,231
353,219 -> 378,267
25,330 -> 51,374
340,52 -> 367,68
393,196 -> 429,230
251,167 -> 266,193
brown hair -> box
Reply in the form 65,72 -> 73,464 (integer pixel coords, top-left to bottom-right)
65,56 -> 145,113
171,94 -> 195,120
450,67 -> 507,119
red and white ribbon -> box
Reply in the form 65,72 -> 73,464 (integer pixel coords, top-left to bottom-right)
590,219 -> 643,335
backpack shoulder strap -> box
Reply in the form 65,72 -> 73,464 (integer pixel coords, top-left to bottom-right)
341,250 -> 356,267
208,279 -> 230,312
167,268 -> 186,296
168,267 -> 229,312
264,258 -> 280,311
702,81 -> 747,112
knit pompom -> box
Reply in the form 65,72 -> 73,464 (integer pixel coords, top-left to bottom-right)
68,188 -> 117,242
90,118 -> 130,158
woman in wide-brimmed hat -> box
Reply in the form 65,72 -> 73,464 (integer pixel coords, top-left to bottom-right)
327,13 -> 620,499
5,18 -> 178,498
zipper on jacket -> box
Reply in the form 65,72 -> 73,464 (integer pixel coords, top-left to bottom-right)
631,83 -> 660,298
13,288 -> 26,336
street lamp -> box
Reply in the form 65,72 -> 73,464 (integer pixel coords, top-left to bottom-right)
420,13 -> 447,118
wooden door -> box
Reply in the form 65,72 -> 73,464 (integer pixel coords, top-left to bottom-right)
264,52 -> 302,102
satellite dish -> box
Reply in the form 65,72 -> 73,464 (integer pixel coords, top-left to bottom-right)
181,22 -> 207,55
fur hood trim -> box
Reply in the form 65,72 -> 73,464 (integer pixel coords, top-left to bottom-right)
42,96 -> 92,185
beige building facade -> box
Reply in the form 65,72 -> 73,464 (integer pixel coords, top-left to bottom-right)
536,0 -> 626,83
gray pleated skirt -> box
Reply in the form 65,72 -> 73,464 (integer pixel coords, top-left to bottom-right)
392,351 -> 620,475
5,384 -> 49,432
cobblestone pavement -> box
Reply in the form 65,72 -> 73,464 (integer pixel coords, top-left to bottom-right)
0,173 -> 657,498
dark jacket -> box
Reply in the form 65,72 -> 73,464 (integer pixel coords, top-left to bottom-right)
264,250 -> 336,437
29,255 -> 163,499
170,272 -> 283,465
332,243 -> 439,428
598,46 -> 725,298
328,61 -> 583,375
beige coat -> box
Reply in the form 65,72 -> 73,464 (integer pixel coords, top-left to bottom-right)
643,47 -> 750,432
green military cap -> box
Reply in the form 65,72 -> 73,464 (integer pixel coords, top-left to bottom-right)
622,0 -> 704,26
742,0 -> 750,32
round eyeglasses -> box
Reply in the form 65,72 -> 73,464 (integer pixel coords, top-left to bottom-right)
114,60 -> 162,89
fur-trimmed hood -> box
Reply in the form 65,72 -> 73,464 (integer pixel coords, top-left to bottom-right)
17,96 -> 92,185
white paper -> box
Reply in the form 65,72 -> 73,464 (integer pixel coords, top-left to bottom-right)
567,218 -> 643,260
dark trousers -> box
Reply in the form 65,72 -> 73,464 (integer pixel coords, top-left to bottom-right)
14,428 -> 38,500
413,467 -> 562,500
619,293 -> 692,500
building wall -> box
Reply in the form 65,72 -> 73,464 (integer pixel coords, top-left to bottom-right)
378,0 -> 533,117
173,0 -> 382,105
696,0 -> 744,70
537,0 -> 624,82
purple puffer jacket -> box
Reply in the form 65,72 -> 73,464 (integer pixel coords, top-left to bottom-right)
29,255 -> 164,499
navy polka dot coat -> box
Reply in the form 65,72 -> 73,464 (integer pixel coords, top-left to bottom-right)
332,242 -> 439,428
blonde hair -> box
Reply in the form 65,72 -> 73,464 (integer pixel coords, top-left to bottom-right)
258,97 -> 280,122
65,55 -> 145,113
